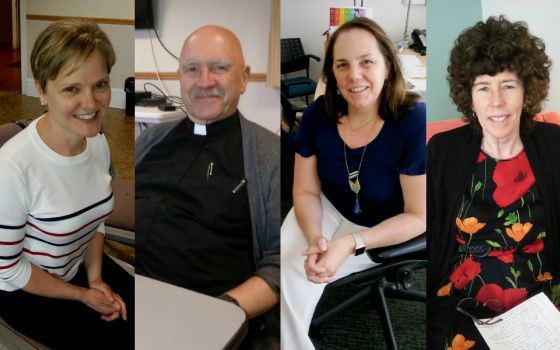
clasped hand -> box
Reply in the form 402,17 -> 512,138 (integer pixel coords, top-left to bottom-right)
301,235 -> 354,284
82,279 -> 127,321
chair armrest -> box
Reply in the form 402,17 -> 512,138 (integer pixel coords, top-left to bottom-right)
306,54 -> 321,62
366,233 -> 426,263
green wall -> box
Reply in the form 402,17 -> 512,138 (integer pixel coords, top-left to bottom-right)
427,0 -> 482,121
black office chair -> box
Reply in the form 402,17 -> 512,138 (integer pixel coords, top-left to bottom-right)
280,92 -> 305,134
281,38 -> 321,105
309,234 -> 427,350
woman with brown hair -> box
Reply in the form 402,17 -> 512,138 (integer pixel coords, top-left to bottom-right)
281,17 -> 426,349
427,16 -> 560,349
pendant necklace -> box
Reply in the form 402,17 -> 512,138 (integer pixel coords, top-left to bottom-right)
343,142 -> 367,214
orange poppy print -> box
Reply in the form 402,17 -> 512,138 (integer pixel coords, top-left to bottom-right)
456,217 -> 486,235
505,222 -> 533,242
537,272 -> 553,282
437,282 -> 452,297
446,333 -> 475,350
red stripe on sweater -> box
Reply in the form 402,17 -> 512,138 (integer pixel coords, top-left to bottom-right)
0,260 -> 18,270
23,240 -> 89,259
26,211 -> 113,237
0,237 -> 25,245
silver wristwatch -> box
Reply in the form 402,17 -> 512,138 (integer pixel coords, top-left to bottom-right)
352,232 -> 366,256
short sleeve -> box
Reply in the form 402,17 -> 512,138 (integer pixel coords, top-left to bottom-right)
0,156 -> 32,291
398,102 -> 426,176
288,98 -> 323,157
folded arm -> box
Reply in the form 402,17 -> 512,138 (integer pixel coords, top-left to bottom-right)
314,174 -> 427,281
225,276 -> 278,319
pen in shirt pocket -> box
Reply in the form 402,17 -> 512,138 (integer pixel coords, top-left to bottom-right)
207,162 -> 214,180
232,178 -> 247,194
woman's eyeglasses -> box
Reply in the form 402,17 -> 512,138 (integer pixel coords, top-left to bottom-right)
456,297 -> 504,325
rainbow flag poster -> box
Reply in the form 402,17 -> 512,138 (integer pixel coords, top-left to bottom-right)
329,7 -> 373,35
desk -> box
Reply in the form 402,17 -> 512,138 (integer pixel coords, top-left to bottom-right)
314,48 -> 427,100
135,106 -> 186,138
135,275 -> 248,350
135,106 -> 186,124
399,48 -> 427,99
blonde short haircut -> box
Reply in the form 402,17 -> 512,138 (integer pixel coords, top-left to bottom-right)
30,19 -> 116,90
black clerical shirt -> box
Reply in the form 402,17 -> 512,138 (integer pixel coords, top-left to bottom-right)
135,112 -> 254,296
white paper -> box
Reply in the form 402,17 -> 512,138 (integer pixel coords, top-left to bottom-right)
398,54 -> 421,68
474,292 -> 560,350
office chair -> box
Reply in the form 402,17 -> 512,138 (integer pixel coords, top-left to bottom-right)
280,92 -> 305,133
309,233 -> 427,350
281,38 -> 321,105
0,119 -> 32,146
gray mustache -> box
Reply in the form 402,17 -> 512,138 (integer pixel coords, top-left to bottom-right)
191,89 -> 223,98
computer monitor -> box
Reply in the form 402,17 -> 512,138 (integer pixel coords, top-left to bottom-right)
135,0 -> 154,29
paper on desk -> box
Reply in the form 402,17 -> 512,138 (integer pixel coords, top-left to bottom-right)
398,54 -> 421,67
406,66 -> 426,79
399,54 -> 426,80
474,292 -> 560,350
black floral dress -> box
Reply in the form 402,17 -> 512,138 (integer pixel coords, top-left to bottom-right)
436,150 -> 560,350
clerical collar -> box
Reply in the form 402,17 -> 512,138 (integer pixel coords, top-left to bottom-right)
186,111 -> 240,137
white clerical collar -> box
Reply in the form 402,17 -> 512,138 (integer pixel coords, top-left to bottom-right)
193,123 -> 207,136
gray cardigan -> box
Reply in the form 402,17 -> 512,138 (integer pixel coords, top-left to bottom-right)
135,113 -> 280,293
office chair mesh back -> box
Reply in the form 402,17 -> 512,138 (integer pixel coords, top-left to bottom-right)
281,38 -> 308,71
280,38 -> 319,103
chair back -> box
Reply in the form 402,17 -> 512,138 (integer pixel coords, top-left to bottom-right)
0,119 -> 33,148
281,38 -> 310,74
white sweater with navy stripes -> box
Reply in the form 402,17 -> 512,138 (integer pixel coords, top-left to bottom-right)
0,116 -> 113,291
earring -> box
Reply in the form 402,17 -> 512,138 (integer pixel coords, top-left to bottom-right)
472,111 -> 477,119
336,89 -> 340,95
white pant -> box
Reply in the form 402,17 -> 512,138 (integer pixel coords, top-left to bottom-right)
281,194 -> 378,350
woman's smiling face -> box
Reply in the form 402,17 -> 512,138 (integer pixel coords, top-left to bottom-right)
332,28 -> 389,115
37,49 -> 111,143
471,70 -> 525,142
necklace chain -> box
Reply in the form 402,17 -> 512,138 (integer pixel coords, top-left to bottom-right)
347,116 -> 376,131
344,142 -> 368,214
342,114 -> 377,214
346,117 -> 377,131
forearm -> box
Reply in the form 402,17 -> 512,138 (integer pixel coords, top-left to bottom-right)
293,193 -> 324,244
225,276 -> 279,319
23,264 -> 85,301
84,232 -> 105,283
360,174 -> 426,249
316,211 -> 426,280
361,211 -> 426,249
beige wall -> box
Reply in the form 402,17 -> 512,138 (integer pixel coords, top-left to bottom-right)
22,0 -> 134,109
134,0 -> 280,133
27,0 -> 133,19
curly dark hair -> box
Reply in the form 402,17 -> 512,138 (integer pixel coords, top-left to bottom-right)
322,17 -> 419,123
447,16 -> 550,132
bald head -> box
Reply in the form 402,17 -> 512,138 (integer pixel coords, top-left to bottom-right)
178,25 -> 250,124
180,25 -> 246,66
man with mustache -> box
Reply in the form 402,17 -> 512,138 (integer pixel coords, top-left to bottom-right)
135,26 -> 280,348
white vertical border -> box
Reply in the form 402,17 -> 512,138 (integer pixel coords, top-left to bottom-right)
19,0 -> 27,95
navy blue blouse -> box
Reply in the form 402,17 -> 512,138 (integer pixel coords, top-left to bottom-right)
290,96 -> 426,227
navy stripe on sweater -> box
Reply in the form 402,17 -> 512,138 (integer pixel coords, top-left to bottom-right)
29,192 -> 113,222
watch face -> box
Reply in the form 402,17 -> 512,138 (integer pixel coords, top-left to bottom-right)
353,232 -> 366,256
355,246 -> 366,256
